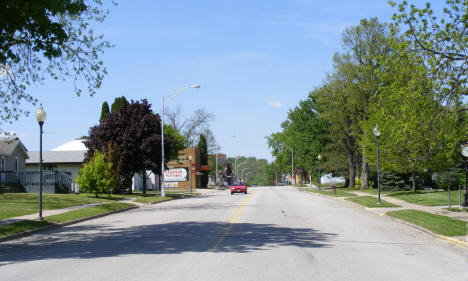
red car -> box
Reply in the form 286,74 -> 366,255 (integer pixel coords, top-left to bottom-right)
231,181 -> 248,195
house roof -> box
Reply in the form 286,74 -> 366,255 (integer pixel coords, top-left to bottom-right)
51,139 -> 86,151
0,137 -> 29,159
26,151 -> 85,164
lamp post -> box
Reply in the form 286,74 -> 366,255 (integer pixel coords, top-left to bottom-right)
35,105 -> 47,220
373,124 -> 381,205
317,154 -> 322,191
245,172 -> 250,182
215,142 -> 219,189
241,168 -> 249,181
237,162 -> 246,181
284,145 -> 294,185
189,155 -> 193,195
461,144 -> 468,206
161,84 -> 200,197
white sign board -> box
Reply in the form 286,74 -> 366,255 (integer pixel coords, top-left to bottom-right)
164,168 -> 188,182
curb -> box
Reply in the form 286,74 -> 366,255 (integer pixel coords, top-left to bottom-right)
300,187 -> 468,250
0,205 -> 138,244
435,235 -> 468,248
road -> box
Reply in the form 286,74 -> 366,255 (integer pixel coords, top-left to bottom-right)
0,186 -> 466,281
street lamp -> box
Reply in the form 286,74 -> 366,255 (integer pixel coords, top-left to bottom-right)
241,167 -> 249,181
245,172 -> 251,182
161,84 -> 200,197
35,105 -> 47,220
237,162 -> 246,180
317,154 -> 322,191
284,145 -> 294,185
373,124 -> 381,205
215,142 -> 219,189
460,143 -> 468,206
188,155 -> 193,195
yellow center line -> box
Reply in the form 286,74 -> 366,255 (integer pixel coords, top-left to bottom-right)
209,192 -> 256,251
202,195 -> 253,250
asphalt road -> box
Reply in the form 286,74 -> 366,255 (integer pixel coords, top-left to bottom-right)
0,186 -> 466,281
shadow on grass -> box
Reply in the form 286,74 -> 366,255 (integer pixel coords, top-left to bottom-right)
0,221 -> 335,265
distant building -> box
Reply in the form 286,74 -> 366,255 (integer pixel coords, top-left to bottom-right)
26,139 -> 86,181
0,137 -> 29,173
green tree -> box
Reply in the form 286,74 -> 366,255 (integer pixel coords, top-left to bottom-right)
361,48 -> 465,192
100,101 -> 110,121
198,134 -> 208,188
111,96 -> 129,113
0,0 -> 113,123
267,94 -> 329,182
390,0 -> 467,102
76,151 -> 113,197
339,18 -> 392,189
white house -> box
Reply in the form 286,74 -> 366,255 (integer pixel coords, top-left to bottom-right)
26,139 -> 158,192
26,139 -> 86,181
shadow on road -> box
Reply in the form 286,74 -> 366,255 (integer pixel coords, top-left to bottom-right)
0,221 -> 335,265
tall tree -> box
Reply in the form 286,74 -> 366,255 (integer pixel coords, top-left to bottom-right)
267,94 -> 329,182
198,134 -> 208,188
111,96 -> 128,113
361,44 -> 465,192
0,0 -> 113,123
165,105 -> 215,147
339,18 -> 392,189
390,0 -> 467,104
85,99 -> 181,194
100,101 -> 110,121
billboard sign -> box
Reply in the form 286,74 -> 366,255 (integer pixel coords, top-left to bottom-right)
164,168 -> 188,182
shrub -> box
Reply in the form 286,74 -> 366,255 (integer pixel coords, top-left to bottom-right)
75,151 -> 113,197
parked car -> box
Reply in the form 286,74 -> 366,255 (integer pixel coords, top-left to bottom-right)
231,181 -> 247,195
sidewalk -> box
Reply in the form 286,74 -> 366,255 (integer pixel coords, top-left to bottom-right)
349,191 -> 468,222
0,202 -> 107,227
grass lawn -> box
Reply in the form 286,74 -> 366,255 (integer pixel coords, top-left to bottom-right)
0,193 -> 107,220
346,196 -> 400,208
389,190 -> 464,206
345,188 -> 393,195
443,207 -> 468,213
0,202 -> 134,238
0,220 -> 51,237
308,189 -> 357,197
46,202 -> 134,223
387,209 -> 467,237
134,196 -> 174,204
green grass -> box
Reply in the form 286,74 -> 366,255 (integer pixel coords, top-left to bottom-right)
0,202 -> 134,238
46,202 -> 134,223
443,207 -> 468,213
389,190 -> 464,206
308,189 -> 357,197
0,193 -> 107,220
346,196 -> 400,208
387,209 -> 467,237
0,220 -> 51,237
134,196 -> 174,204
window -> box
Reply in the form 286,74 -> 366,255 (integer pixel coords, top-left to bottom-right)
14,157 -> 19,171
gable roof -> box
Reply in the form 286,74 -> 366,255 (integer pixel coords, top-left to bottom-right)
51,139 -> 86,151
26,151 -> 86,164
0,137 -> 29,159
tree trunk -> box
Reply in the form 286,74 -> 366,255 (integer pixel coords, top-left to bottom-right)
412,170 -> 416,192
348,152 -> 356,189
142,171 -> 147,196
360,154 -> 369,190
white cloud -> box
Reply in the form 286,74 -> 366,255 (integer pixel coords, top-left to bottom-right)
268,100 -> 282,108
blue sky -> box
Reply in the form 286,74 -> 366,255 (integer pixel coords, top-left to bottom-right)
7,0 -> 440,161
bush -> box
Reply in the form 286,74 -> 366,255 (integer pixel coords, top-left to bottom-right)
75,151 -> 113,197
380,171 -> 412,191
433,168 -> 460,190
